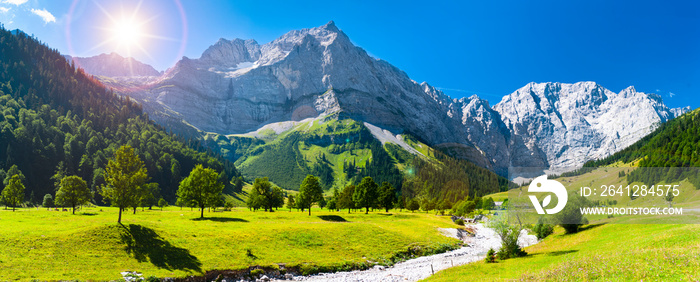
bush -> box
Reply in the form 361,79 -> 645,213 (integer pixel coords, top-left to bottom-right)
455,218 -> 464,226
485,248 -> 496,263
489,215 -> 526,260
533,218 -> 554,240
496,249 -> 510,260
555,192 -> 590,234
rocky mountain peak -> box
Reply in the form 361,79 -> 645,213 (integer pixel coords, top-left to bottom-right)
322,20 -> 339,32
197,38 -> 261,68
494,82 -> 687,169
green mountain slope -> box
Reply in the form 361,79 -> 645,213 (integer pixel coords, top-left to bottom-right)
203,116 -> 508,202
0,27 -> 238,204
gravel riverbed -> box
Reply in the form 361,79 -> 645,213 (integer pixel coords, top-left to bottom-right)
278,223 -> 538,282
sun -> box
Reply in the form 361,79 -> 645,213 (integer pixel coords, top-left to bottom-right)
112,18 -> 144,48
87,0 -> 167,60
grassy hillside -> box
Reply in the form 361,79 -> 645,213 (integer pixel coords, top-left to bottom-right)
0,207 -> 461,281
212,118 -> 418,191
424,216 -> 700,281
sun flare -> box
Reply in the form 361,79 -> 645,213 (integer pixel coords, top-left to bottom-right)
112,18 -> 143,48
87,0 -> 171,61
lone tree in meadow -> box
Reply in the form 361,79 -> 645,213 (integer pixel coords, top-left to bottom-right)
353,176 -> 378,214
377,182 -> 396,212
101,145 -> 148,223
177,164 -> 224,218
298,175 -> 323,216
55,175 -> 92,214
2,174 -> 25,211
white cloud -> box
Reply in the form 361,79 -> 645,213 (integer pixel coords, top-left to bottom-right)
0,7 -> 9,13
655,89 -> 660,93
31,8 -> 55,24
2,0 -> 28,5
669,92 -> 676,98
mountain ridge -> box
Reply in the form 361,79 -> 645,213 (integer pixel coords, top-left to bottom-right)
82,21 -> 689,176
65,52 -> 161,77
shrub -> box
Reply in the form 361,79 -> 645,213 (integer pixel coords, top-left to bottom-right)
489,215 -> 526,260
455,218 -> 464,226
555,192 -> 590,234
533,218 -> 554,240
485,248 -> 496,263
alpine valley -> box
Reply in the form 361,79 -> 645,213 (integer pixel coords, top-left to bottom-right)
73,21 -> 688,192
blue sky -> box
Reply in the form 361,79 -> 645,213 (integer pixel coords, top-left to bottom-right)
1,0 -> 698,109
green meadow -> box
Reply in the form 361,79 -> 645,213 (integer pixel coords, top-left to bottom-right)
424,216 -> 700,281
0,207 -> 461,281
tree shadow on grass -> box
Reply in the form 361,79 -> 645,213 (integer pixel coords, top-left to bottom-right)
79,212 -> 97,216
318,215 -> 348,222
119,224 -> 202,272
546,250 -> 578,256
190,217 -> 249,222
579,223 -> 606,232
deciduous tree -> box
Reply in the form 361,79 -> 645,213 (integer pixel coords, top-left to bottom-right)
2,174 -> 24,211
298,175 -> 323,216
407,198 -> 420,213
157,198 -> 168,211
353,176 -> 378,214
338,185 -> 356,213
101,145 -> 148,223
42,193 -> 54,209
176,164 -> 224,218
286,194 -> 296,212
377,182 -> 396,212
55,175 -> 92,214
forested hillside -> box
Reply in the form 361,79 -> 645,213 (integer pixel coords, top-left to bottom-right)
219,117 -> 507,203
0,27 -> 238,204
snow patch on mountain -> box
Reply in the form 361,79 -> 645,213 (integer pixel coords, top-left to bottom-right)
363,122 -> 424,157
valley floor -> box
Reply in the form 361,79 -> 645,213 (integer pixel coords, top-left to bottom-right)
0,206 -> 461,281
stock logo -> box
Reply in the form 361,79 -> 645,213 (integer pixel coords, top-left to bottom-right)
528,175 -> 568,214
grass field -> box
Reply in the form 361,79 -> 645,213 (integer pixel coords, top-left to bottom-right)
0,206 -> 461,281
424,214 -> 700,281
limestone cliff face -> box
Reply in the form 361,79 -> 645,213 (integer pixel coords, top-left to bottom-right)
494,82 -> 687,169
